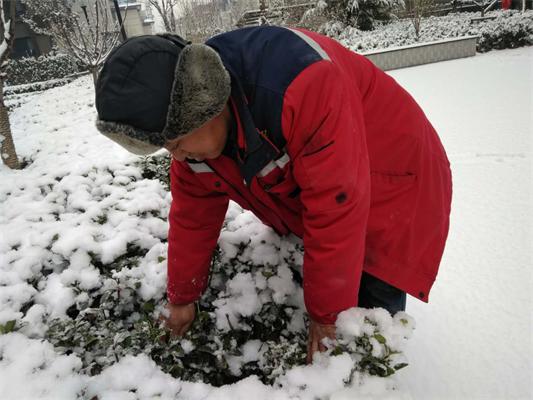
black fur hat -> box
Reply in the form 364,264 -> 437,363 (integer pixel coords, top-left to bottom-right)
95,34 -> 231,155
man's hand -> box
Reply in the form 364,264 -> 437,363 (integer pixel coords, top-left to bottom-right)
160,302 -> 196,337
307,319 -> 336,364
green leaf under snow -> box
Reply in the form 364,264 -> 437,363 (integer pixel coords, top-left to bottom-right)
332,346 -> 344,356
0,320 -> 17,334
394,363 -> 409,371
374,334 -> 387,344
261,271 -> 274,278
142,301 -> 155,313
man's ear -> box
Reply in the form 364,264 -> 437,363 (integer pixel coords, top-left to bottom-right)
163,44 -> 231,140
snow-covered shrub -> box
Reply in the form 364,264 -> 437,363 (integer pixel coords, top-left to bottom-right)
473,10 -> 533,52
138,153 -> 172,191
334,308 -> 414,377
4,77 -> 77,97
40,239 -> 304,386
0,333 -> 86,399
325,0 -> 405,30
322,10 -> 533,53
41,232 -> 415,387
6,53 -> 81,86
27,152 -> 416,388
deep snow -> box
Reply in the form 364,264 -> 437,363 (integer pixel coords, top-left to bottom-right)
0,45 -> 531,399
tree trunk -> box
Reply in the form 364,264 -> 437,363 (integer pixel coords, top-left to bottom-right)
170,9 -> 177,32
90,66 -> 99,87
0,80 -> 20,169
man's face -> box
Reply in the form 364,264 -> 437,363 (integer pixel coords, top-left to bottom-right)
164,105 -> 230,162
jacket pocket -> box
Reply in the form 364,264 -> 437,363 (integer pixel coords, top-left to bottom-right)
366,171 -> 418,264
302,140 -> 335,158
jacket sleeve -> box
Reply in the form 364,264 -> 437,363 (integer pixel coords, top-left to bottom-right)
167,159 -> 229,304
282,60 -> 371,324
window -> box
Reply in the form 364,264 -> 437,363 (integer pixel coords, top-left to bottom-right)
12,37 -> 39,59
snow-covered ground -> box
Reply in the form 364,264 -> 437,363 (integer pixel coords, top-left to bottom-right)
0,46 -> 531,399
388,47 -> 532,399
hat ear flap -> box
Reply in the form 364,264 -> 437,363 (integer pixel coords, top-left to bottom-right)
163,44 -> 231,139
95,120 -> 164,155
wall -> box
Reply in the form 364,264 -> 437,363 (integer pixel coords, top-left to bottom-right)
363,36 -> 479,71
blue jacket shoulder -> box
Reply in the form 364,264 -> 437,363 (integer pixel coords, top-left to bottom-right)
206,26 -> 324,96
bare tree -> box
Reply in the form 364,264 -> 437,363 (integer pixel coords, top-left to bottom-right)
178,0 -> 224,40
177,0 -> 251,41
405,0 -> 434,39
298,1 -> 329,31
148,0 -> 178,32
0,0 -> 20,169
225,0 -> 251,28
23,0 -> 124,86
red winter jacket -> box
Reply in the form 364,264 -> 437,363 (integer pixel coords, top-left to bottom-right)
167,27 -> 452,324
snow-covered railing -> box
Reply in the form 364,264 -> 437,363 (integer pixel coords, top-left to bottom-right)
362,35 -> 479,71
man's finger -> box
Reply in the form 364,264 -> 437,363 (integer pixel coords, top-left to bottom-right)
306,345 -> 313,364
306,331 -> 314,364
310,339 -> 318,358
163,319 -> 182,338
177,321 -> 192,337
308,337 -> 319,364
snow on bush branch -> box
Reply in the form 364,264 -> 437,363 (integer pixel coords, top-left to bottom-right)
36,197 -> 415,387
6,53 -> 81,86
1,148 -> 415,395
322,10 -> 533,52
323,0 -> 406,30
0,82 -> 414,397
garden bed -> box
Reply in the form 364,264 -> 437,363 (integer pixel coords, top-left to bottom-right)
322,10 -> 533,54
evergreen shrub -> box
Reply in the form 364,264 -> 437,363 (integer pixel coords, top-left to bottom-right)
40,153 -> 415,387
475,11 -> 533,52
6,53 -> 81,86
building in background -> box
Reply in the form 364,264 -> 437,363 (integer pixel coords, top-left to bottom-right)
11,0 -> 155,60
11,1 -> 52,59
116,0 -> 155,37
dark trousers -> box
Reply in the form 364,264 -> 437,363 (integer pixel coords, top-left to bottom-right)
358,272 -> 406,315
